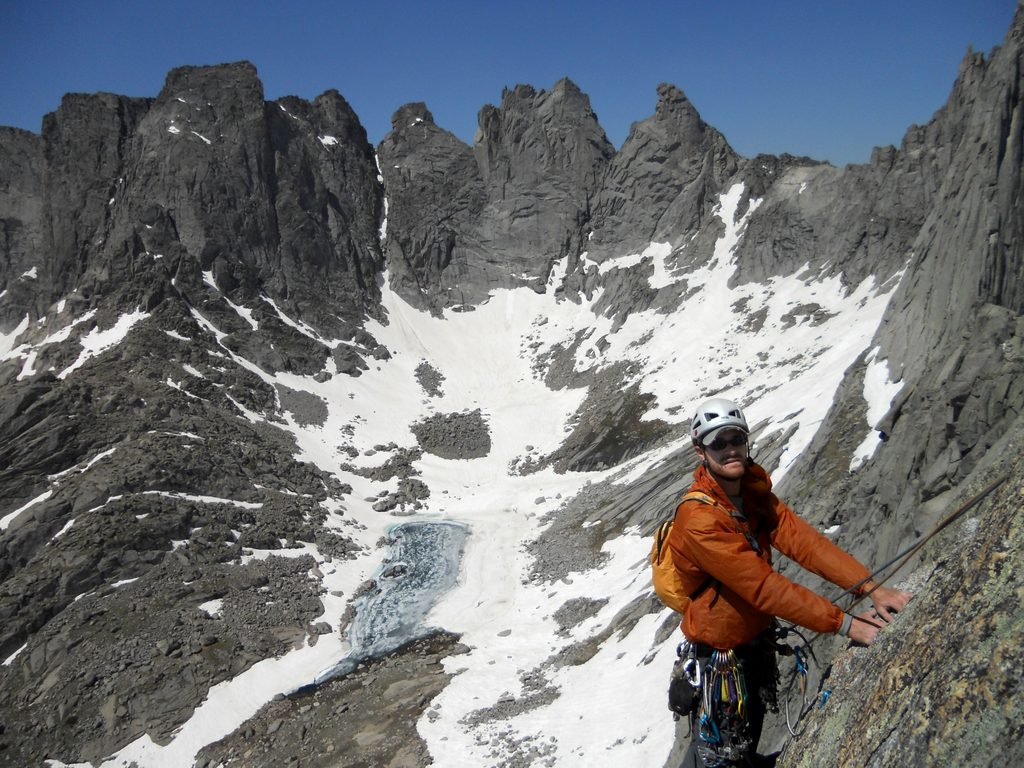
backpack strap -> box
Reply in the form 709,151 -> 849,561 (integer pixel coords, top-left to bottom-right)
655,519 -> 673,560
655,517 -> 713,598
681,491 -> 720,508
679,491 -> 729,605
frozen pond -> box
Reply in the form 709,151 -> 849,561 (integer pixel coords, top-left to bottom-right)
313,519 -> 468,685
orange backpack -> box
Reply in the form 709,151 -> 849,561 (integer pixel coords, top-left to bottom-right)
650,491 -> 721,614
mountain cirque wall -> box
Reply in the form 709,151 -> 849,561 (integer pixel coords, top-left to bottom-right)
778,5 -> 1024,568
0,6 -> 1023,766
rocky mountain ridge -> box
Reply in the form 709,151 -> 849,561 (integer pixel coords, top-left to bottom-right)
1,5 -> 1022,766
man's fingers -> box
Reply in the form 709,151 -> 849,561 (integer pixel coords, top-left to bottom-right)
870,587 -> 912,623
848,613 -> 883,645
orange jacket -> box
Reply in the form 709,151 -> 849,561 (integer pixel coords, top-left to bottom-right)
667,461 -> 871,648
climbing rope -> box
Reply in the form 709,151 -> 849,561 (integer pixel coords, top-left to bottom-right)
835,472 -> 1009,610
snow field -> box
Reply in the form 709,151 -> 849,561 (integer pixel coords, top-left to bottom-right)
20,180 -> 909,767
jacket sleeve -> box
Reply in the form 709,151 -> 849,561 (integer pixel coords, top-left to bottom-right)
767,496 -> 871,595
678,507 -> 846,634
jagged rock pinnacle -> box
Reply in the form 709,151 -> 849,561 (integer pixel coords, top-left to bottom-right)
391,102 -> 435,131
655,83 -> 705,128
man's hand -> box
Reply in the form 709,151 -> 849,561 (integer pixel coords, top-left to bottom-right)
847,611 -> 884,645
847,583 -> 913,645
868,584 -> 912,623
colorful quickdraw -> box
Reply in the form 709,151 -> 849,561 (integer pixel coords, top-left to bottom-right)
696,649 -> 753,764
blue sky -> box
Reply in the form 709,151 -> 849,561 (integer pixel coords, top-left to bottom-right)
0,0 -> 1016,165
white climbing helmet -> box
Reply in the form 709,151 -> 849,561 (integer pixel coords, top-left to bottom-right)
691,397 -> 749,446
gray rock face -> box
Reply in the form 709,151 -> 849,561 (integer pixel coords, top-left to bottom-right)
0,127 -> 44,325
37,91 -> 152,305
266,88 -> 385,330
2,62 -> 385,353
378,79 -> 613,311
377,103 -> 487,309
543,365 -> 673,473
587,84 -> 740,260
0,61 -> 388,765
126,63 -> 382,332
728,154 -> 914,291
193,632 -> 467,768
1,554 -> 326,765
473,79 -> 614,257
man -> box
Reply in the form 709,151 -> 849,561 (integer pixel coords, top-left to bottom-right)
669,397 -> 911,767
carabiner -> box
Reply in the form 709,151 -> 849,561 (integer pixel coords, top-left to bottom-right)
683,657 -> 701,687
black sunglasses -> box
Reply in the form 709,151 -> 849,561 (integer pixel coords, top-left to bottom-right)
705,434 -> 748,451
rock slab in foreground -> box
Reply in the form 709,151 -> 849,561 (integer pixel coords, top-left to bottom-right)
195,632 -> 467,768
778,446 -> 1024,768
